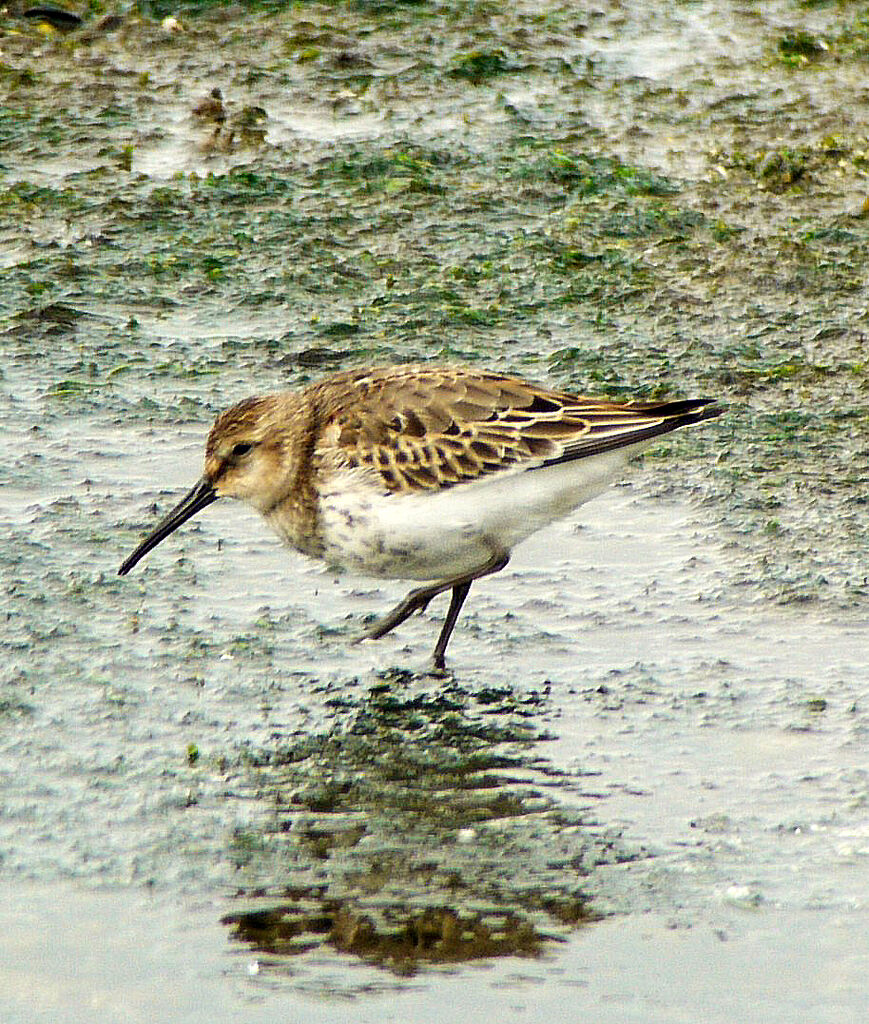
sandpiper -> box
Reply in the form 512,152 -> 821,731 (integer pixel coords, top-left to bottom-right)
192,87 -> 226,124
119,364 -> 722,669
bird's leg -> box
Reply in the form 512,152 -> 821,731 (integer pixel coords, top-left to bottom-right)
361,582 -> 442,640
360,550 -> 509,665
431,581 -> 471,672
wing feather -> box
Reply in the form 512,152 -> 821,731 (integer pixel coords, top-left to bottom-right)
313,365 -> 720,493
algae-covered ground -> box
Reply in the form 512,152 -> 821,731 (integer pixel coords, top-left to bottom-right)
1,2 -> 868,1021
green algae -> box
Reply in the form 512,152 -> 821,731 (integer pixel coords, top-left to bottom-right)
1,0 -> 869,993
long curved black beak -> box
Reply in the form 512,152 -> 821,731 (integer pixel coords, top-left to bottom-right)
118,478 -> 218,576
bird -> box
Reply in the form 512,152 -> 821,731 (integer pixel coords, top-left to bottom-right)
192,87 -> 227,124
118,364 -> 722,669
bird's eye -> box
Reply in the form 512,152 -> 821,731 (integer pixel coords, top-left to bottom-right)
231,442 -> 253,458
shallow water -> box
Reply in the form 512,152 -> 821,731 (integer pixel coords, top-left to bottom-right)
2,884 -> 866,1023
2,0 -> 868,1019
3,475 -> 867,1019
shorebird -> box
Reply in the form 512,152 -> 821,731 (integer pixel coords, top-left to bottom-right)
192,87 -> 226,124
119,365 -> 721,669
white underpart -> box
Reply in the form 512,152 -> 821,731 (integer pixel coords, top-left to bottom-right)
314,440 -> 653,581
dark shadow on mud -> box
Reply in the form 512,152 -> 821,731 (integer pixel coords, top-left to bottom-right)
219,671 -> 638,978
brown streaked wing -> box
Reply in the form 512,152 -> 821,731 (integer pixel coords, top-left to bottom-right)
319,366 -> 716,494
322,368 -> 563,492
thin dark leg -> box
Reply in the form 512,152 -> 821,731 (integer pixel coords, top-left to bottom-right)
361,581 -> 444,640
360,550 -> 510,663
431,581 -> 471,671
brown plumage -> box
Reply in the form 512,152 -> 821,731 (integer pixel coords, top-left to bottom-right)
119,364 -> 722,669
309,366 -> 715,491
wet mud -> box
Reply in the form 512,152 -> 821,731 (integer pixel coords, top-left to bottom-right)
1,1 -> 868,1020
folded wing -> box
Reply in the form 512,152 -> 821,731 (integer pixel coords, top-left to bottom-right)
318,366 -> 721,494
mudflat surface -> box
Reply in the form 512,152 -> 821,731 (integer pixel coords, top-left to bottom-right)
1,2 -> 868,1020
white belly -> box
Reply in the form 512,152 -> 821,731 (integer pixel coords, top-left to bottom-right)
313,442 -> 650,581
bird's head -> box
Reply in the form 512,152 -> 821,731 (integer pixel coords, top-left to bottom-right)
118,394 -> 295,575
